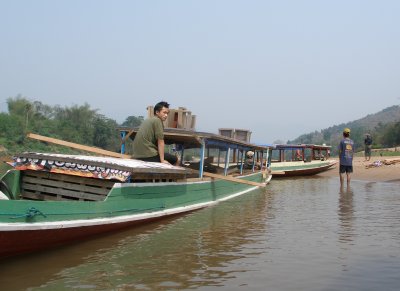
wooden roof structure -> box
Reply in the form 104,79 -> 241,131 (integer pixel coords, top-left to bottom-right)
119,127 -> 269,151
270,144 -> 331,151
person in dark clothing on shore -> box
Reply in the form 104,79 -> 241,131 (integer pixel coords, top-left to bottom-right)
364,133 -> 372,161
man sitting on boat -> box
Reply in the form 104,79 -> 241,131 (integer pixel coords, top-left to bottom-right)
132,101 -> 179,165
244,151 -> 261,170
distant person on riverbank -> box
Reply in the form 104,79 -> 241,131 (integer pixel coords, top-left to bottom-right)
339,128 -> 354,188
364,133 -> 372,161
132,101 -> 179,165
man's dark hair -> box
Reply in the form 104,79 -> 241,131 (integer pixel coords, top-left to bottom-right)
154,101 -> 170,115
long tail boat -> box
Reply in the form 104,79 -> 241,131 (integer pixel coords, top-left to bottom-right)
267,144 -> 337,177
0,129 -> 271,259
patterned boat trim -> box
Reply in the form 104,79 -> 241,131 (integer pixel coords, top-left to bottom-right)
11,153 -> 186,182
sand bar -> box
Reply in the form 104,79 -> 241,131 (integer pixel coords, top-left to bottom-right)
318,156 -> 400,183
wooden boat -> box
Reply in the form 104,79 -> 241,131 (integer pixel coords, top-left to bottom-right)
267,144 -> 337,177
0,129 -> 271,259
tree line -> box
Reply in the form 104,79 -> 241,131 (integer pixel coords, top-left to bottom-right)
0,96 -> 144,156
1,96 -> 399,157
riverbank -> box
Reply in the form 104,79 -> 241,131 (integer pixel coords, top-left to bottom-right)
318,156 -> 400,182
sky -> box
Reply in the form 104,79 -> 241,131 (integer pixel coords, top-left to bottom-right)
1,0 -> 399,143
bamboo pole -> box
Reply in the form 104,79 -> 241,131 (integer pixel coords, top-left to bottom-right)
27,133 -> 131,159
200,171 -> 266,187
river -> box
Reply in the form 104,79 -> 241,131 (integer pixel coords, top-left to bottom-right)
1,176 -> 399,290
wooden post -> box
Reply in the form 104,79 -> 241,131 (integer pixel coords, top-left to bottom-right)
180,147 -> 185,166
224,148 -> 230,176
199,139 -> 206,178
120,131 -> 126,154
251,152 -> 256,172
240,150 -> 244,175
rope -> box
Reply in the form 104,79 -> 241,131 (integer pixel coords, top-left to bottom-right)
11,207 -> 47,219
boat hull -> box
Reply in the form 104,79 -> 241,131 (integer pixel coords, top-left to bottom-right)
0,172 -> 270,259
271,160 -> 337,177
0,211 -> 193,259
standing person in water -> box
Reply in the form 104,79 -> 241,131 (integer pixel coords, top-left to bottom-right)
132,101 -> 178,165
338,128 -> 354,188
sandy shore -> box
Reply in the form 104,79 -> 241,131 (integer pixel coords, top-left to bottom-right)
318,156 -> 400,183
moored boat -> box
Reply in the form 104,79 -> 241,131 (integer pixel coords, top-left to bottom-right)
267,144 -> 337,177
0,129 -> 271,259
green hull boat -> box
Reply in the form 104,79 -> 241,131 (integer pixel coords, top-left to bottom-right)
0,129 -> 271,259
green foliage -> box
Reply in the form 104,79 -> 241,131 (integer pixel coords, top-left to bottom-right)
7,95 -> 31,116
379,121 -> 400,147
1,96 -> 144,156
92,115 -> 121,151
0,113 -> 25,151
122,116 -> 144,128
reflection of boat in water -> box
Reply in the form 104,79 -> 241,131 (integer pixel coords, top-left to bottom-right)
267,144 -> 337,177
0,129 -> 271,259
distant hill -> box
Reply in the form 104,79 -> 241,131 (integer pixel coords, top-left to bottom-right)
288,105 -> 400,154
344,105 -> 400,129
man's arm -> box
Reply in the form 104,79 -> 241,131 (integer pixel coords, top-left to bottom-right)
157,139 -> 170,164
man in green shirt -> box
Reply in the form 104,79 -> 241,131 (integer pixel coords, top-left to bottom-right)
132,101 -> 178,165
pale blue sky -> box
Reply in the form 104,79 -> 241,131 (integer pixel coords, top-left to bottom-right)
1,0 -> 399,143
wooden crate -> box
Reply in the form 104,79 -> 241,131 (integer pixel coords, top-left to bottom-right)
20,170 -> 114,201
218,128 -> 235,138
218,128 -> 252,142
234,129 -> 252,142
147,106 -> 196,130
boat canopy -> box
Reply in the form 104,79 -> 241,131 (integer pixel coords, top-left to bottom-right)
269,144 -> 331,151
119,127 -> 270,178
119,127 -> 269,152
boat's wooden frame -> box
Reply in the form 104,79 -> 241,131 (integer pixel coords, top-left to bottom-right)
0,129 -> 271,259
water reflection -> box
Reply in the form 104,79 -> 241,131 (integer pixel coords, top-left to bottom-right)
0,189 -> 274,290
1,178 -> 400,290
337,186 -> 355,272
338,186 -> 355,243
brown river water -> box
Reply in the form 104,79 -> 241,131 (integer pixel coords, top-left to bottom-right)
0,176 -> 399,290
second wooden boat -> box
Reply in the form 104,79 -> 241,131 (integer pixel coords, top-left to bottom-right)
267,144 -> 337,177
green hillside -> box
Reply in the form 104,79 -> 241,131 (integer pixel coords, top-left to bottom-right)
288,105 -> 400,155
